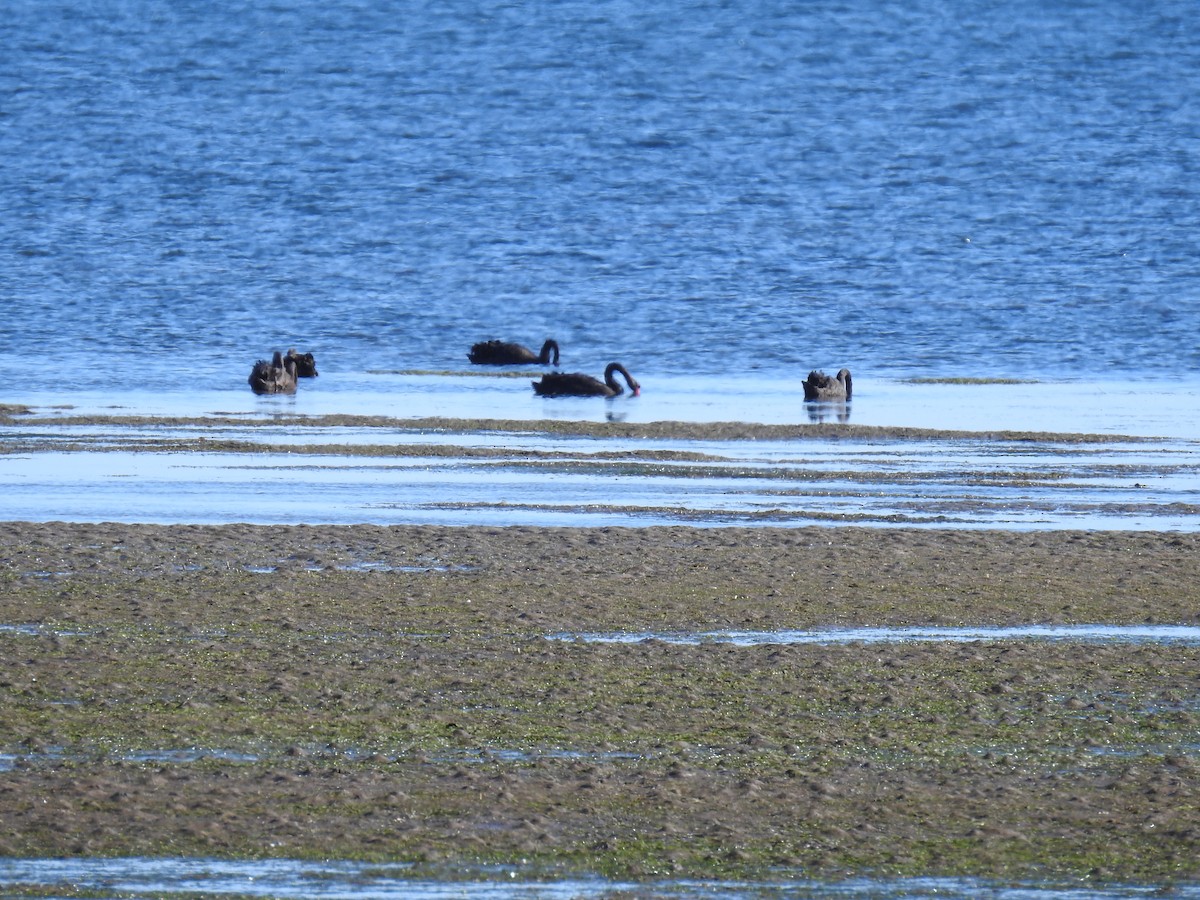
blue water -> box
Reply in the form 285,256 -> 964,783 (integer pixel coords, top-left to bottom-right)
4,857 -> 1195,900
3,0 -> 1200,398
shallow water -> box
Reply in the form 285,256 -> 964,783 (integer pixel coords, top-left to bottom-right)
9,622 -> 1196,647
3,401 -> 1197,528
0,857 -> 1194,899
549,625 -> 1200,647
0,445 -> 1194,530
8,374 -> 1200,438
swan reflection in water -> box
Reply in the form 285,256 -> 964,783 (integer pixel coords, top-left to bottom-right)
805,400 -> 851,423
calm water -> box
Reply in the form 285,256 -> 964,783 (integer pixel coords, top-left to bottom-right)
5,858 -> 1197,900
2,0 -> 1200,400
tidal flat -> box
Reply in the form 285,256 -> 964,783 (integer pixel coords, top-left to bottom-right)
4,410 -> 1198,530
1,522 -> 1198,884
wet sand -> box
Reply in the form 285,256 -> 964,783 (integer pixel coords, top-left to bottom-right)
1,522 -> 1198,883
0,406 -> 1168,441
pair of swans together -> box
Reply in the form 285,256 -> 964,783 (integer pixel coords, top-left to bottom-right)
471,339 -> 850,401
248,348 -> 318,395
468,338 -> 640,398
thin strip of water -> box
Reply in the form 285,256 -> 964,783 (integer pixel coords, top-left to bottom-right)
0,856 -> 1195,899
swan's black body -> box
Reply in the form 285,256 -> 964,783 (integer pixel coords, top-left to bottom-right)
468,339 -> 560,366
532,362 -> 640,397
249,351 -> 298,394
803,368 -> 852,401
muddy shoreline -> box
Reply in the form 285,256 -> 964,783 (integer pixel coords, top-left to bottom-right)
2,523 -> 1198,883
0,405 -> 1154,443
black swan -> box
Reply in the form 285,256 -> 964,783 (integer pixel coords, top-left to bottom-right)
285,348 -> 318,378
248,350 -> 298,395
803,368 -> 852,401
532,362 -> 640,397
469,338 -> 560,366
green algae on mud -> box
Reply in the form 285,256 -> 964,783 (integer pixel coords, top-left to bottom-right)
901,377 -> 1040,385
1,523 -> 1199,881
0,403 -> 34,422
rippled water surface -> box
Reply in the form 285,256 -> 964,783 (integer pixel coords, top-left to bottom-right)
2,0 -> 1199,393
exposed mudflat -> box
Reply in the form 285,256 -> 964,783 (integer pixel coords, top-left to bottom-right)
2,522 -> 1198,883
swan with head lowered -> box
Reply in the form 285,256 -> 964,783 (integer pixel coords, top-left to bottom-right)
468,338 -> 560,366
285,348 -> 318,378
803,368 -> 852,401
248,350 -> 298,394
533,362 -> 640,397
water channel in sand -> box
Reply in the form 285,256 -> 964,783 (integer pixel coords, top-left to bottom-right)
548,625 -> 1200,646
1,856 -> 1196,899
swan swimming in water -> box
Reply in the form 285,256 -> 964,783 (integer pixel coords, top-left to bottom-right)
285,348 -> 318,378
532,362 -> 640,397
803,368 -> 852,401
248,350 -> 298,395
468,338 -> 560,366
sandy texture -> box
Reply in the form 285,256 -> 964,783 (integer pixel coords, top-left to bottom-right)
1,523 -> 1198,882
0,407 -> 1147,442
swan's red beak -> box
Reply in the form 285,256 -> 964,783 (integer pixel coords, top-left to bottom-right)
632,386 -> 641,396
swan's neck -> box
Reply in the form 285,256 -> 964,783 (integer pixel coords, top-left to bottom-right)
604,364 -> 634,394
